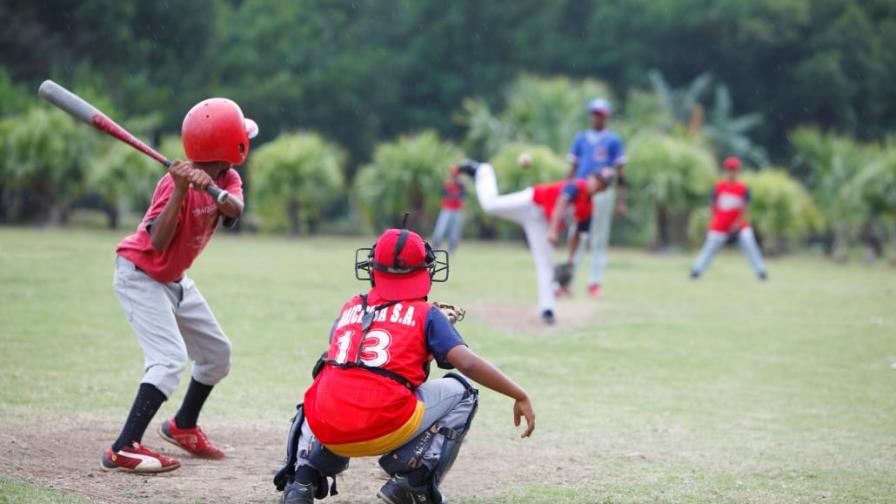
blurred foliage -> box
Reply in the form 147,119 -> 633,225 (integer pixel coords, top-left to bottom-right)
790,128 -> 878,260
0,108 -> 96,223
87,142 -> 160,229
1,0 -> 896,257
627,133 -> 717,248
355,131 -> 463,233
249,133 -> 346,235
462,74 -> 613,158
740,169 -> 822,253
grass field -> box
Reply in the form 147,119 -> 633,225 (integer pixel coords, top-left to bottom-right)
1,227 -> 894,503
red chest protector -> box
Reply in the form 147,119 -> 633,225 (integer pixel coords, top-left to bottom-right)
323,294 -> 431,389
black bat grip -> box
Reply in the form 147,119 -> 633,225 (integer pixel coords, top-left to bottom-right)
162,159 -> 230,203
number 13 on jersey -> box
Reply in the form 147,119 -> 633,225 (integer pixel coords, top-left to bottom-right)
334,329 -> 392,367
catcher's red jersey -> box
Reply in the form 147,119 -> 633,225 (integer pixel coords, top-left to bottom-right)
304,293 -> 432,455
710,180 -> 750,232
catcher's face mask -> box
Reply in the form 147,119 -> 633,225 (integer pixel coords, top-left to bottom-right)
355,228 -> 449,300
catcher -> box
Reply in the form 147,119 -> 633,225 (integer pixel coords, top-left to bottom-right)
274,227 -> 535,504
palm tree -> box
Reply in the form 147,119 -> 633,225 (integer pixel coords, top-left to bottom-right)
354,131 -> 463,232
250,132 -> 346,235
703,85 -> 768,165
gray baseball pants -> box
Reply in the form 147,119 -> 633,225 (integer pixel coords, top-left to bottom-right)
692,228 -> 767,277
431,209 -> 464,254
572,187 -> 615,286
113,256 -> 232,398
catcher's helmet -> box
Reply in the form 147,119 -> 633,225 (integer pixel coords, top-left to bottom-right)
182,98 -> 258,165
355,228 -> 448,301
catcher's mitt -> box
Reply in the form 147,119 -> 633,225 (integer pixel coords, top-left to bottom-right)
432,301 -> 466,324
554,262 -> 574,289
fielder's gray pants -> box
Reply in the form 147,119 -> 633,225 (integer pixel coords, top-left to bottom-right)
572,188 -> 615,285
296,376 -> 477,471
113,256 -> 232,398
431,209 -> 464,254
692,228 -> 767,277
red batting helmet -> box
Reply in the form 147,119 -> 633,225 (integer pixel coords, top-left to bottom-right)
355,228 -> 449,301
182,98 -> 258,165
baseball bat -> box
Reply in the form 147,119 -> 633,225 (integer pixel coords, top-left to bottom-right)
37,80 -> 229,203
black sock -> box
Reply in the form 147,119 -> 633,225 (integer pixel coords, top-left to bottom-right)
174,378 -> 214,429
406,467 -> 431,487
112,383 -> 167,452
295,465 -> 321,485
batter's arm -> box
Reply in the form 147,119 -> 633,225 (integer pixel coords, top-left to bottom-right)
216,195 -> 244,220
149,162 -> 191,252
447,345 -> 535,437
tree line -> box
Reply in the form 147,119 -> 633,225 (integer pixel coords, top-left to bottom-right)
1,0 -> 895,260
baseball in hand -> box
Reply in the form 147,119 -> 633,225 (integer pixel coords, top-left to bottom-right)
517,152 -> 532,168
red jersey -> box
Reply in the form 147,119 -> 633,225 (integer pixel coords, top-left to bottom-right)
709,180 -> 750,232
116,169 -> 243,283
441,180 -> 465,210
531,179 -> 592,223
305,293 -> 432,456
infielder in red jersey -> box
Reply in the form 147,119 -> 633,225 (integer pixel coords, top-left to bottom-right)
274,228 -> 535,504
691,156 -> 768,280
101,99 -> 258,473
455,160 -> 611,325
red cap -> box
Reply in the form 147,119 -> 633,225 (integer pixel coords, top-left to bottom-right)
723,156 -> 742,170
370,229 -> 432,301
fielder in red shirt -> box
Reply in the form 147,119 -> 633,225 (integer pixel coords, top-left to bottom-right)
101,99 -> 257,473
275,228 -> 536,504
430,167 -> 466,254
691,156 -> 768,280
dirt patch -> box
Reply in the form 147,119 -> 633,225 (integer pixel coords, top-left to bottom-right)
468,301 -> 602,335
0,418 -> 538,504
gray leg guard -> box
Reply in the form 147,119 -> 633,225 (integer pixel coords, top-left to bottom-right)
274,403 -> 305,491
299,434 -> 350,499
378,373 -> 479,503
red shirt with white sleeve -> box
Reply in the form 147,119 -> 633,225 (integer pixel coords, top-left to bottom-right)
709,180 -> 750,233
116,169 -> 243,283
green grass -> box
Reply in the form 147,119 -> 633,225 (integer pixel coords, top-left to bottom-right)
0,480 -> 89,504
1,227 -> 895,502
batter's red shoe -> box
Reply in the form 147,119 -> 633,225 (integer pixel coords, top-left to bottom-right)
587,283 -> 602,299
158,418 -> 226,459
101,442 -> 181,473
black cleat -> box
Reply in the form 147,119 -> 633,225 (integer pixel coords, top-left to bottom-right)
758,271 -> 768,281
456,160 -> 479,177
541,309 -> 555,325
280,481 -> 316,504
690,270 -> 700,279
377,474 -> 437,504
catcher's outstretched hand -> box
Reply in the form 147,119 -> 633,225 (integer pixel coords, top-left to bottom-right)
514,396 -> 536,438
432,301 -> 466,324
